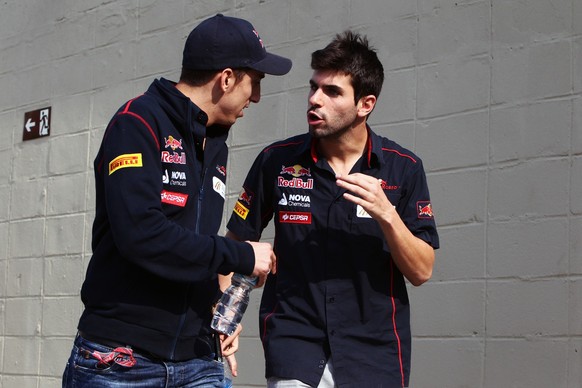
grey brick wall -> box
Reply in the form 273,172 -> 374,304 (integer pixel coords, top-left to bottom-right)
0,1 -> 580,387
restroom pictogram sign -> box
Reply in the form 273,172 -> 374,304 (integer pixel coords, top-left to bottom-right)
23,107 -> 51,141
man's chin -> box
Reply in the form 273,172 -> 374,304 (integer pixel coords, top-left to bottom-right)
309,126 -> 326,139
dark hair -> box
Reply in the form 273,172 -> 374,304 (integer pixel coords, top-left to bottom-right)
311,31 -> 384,103
179,68 -> 247,87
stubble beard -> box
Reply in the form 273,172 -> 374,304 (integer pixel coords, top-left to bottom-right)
309,121 -> 352,140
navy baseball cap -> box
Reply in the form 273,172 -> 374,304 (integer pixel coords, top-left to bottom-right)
182,14 -> 292,75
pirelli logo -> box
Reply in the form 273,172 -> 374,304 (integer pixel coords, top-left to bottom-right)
109,153 -> 143,175
233,201 -> 249,220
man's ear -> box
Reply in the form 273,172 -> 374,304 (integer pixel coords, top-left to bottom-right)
220,68 -> 236,92
357,95 -> 377,117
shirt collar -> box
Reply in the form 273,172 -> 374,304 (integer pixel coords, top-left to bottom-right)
309,125 -> 383,169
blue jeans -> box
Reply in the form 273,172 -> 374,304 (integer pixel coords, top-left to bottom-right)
62,334 -> 232,388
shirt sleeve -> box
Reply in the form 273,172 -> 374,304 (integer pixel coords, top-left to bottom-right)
398,158 -> 440,249
227,148 -> 275,241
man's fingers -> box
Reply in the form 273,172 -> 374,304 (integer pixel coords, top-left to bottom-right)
271,251 -> 277,274
226,354 -> 238,377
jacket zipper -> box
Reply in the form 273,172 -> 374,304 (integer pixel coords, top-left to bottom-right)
169,132 -> 205,359
195,167 -> 207,234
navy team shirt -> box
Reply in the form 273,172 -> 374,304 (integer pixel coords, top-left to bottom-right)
227,128 -> 439,387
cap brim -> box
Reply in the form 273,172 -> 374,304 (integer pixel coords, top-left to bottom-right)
248,53 -> 292,76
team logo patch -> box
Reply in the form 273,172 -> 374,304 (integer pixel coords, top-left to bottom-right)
233,201 -> 249,220
356,205 -> 372,218
161,151 -> 186,164
216,165 -> 227,177
280,164 -> 311,178
163,169 -> 187,186
277,177 -> 314,190
417,201 -> 434,219
238,189 -> 253,206
213,176 -> 225,199
109,153 -> 143,175
252,29 -> 264,48
161,190 -> 188,207
279,193 -> 311,208
379,179 -> 399,191
164,135 -> 183,151
279,211 -> 312,224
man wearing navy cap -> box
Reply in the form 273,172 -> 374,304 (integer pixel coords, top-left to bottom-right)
227,31 -> 439,387
62,14 -> 291,388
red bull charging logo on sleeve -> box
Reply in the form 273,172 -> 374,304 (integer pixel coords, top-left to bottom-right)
417,201 -> 434,219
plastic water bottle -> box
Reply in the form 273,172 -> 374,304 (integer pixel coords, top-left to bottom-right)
211,273 -> 258,336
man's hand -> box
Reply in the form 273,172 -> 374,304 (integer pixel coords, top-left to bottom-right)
336,172 -> 434,286
220,323 -> 242,376
336,173 -> 396,222
246,241 -> 277,287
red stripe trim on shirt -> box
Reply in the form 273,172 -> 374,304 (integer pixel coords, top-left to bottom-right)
263,141 -> 305,154
118,99 -> 160,150
366,132 -> 373,167
390,259 -> 406,387
96,98 -> 159,173
121,111 -> 160,150
382,148 -> 417,164
261,303 -> 278,342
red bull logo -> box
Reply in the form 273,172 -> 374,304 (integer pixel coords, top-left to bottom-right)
277,177 -> 314,190
238,189 -> 253,206
417,201 -> 434,219
161,151 -> 186,165
280,164 -> 311,178
164,136 -> 183,151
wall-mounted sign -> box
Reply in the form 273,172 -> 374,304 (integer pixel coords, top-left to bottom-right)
23,107 -> 51,141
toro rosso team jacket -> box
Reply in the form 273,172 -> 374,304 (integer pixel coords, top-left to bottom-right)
77,78 -> 255,361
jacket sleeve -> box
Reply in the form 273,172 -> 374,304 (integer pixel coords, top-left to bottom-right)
97,110 -> 255,283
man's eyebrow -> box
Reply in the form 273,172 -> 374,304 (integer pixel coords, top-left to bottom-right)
309,79 -> 343,93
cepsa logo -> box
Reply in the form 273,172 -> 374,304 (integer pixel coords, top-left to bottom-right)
279,211 -> 312,224
161,190 -> 188,207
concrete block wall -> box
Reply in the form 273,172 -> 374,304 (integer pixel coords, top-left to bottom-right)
0,0 -> 580,387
